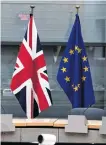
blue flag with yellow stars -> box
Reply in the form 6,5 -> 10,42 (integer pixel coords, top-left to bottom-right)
57,14 -> 95,108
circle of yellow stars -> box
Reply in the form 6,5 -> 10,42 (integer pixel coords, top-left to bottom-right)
60,46 -> 89,92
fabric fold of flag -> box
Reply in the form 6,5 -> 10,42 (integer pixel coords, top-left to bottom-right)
57,14 -> 95,108
10,15 -> 52,118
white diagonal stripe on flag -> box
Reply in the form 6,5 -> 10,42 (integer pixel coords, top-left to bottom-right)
38,67 -> 52,106
23,38 -> 32,58
12,57 -> 24,77
34,50 -> 43,59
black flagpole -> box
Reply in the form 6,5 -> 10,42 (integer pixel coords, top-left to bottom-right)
76,5 -> 80,14
30,5 -> 35,16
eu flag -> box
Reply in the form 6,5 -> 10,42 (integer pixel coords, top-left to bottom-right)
57,14 -> 95,108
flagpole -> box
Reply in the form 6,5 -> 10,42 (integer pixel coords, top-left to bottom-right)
75,5 -> 80,14
30,5 -> 35,15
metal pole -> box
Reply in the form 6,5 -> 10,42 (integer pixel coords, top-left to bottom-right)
76,5 -> 80,14
30,5 -> 35,15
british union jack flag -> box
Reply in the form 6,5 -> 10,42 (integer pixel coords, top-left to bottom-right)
10,14 -> 52,118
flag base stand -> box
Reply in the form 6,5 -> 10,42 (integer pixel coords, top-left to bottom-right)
99,117 -> 106,135
1,114 -> 15,132
65,115 -> 88,133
